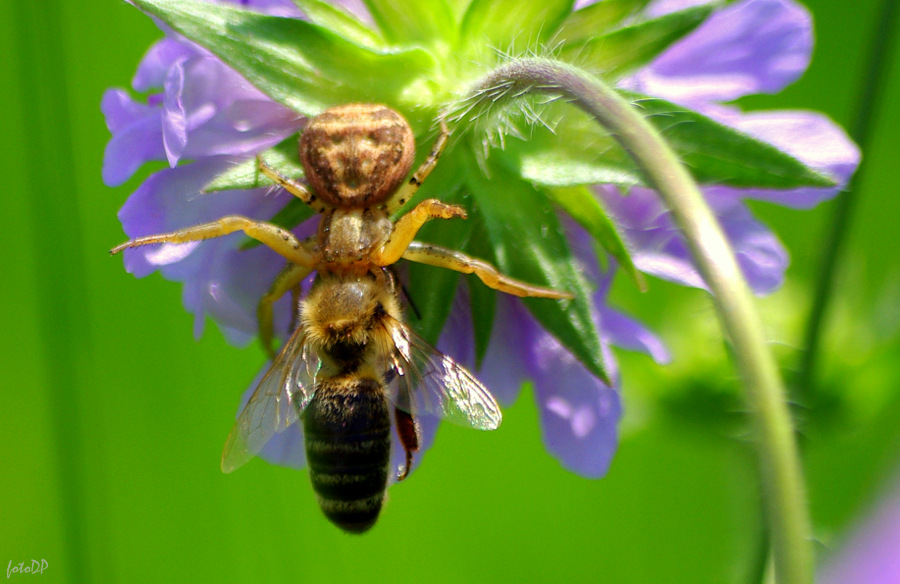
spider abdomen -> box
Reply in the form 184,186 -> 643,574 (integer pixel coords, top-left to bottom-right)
299,103 -> 415,209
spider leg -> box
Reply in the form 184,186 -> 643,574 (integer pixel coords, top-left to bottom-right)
381,120 -> 449,214
111,215 -> 317,268
257,155 -> 327,214
373,199 -> 467,266
258,260 -> 314,359
402,241 -> 573,299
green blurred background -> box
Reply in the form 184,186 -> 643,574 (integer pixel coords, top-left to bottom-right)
2,0 -> 898,582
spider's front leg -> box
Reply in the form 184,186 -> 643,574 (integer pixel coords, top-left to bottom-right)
373,199 -> 467,266
111,216 -> 318,269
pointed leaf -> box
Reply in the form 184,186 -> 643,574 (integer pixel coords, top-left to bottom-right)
557,0 -> 653,42
465,155 -> 609,384
497,95 -> 836,190
203,135 -> 303,193
464,214 -> 497,369
630,92 -> 837,188
132,0 -> 435,116
560,4 -> 717,79
363,0 -> 457,46
459,0 -> 573,57
291,0 -> 384,48
546,185 -> 646,291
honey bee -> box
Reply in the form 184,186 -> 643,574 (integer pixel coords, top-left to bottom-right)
112,103 -> 570,533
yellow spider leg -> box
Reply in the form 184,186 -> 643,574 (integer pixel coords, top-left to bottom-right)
110,215 -> 317,268
382,120 -> 449,214
402,241 -> 573,299
374,199 -> 467,266
258,261 -> 313,359
256,155 -> 327,214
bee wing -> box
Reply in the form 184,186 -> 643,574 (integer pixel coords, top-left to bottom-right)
385,319 -> 501,431
220,328 -> 318,473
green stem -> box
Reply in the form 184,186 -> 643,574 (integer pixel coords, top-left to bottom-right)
462,59 -> 812,584
799,0 -> 898,394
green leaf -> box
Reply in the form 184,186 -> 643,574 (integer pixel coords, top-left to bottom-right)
559,4 -> 717,79
557,0 -> 653,41
402,154 -> 468,345
290,0 -> 384,48
363,0 -> 457,47
132,0 -> 435,116
464,154 -> 609,384
459,0 -> 574,57
546,185 -> 646,291
203,136 -> 303,193
629,92 -> 837,188
496,94 -> 836,190
464,214 -> 497,369
495,103 -> 641,187
405,190 -> 468,345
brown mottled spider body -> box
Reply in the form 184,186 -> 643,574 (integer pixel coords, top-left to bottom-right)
300,103 -> 415,209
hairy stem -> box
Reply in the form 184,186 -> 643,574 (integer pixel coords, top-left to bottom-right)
460,58 -> 813,584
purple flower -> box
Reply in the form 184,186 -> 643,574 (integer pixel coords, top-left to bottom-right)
618,0 -> 860,294
105,0 -> 858,480
820,477 -> 900,584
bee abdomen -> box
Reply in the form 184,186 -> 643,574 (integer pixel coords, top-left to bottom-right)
303,378 -> 391,533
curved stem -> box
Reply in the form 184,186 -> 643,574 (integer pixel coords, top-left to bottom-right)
461,59 -> 812,584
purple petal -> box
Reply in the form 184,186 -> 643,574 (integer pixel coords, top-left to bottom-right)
704,108 -> 861,209
561,219 -> 672,363
162,60 -> 190,166
237,0 -> 303,18
133,37 -> 197,91
629,0 -> 813,104
476,297 -> 540,406
599,305 -> 671,364
599,185 -> 789,294
476,295 -> 624,477
160,56 -> 302,166
116,157 -> 306,342
101,89 -> 167,186
532,331 -> 621,478
820,478 -> 900,584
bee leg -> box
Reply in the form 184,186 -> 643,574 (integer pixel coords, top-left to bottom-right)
381,120 -> 449,215
374,199 -> 467,265
394,407 -> 419,481
258,262 -> 312,359
111,215 -> 318,268
402,241 -> 573,299
256,155 -> 328,214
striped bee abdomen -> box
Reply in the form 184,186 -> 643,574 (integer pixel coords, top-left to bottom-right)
303,377 -> 391,534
